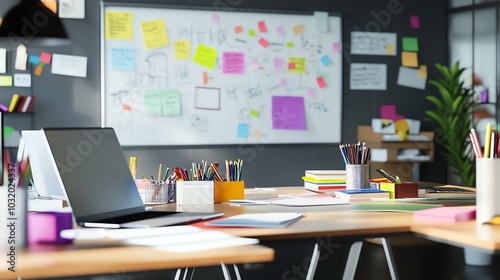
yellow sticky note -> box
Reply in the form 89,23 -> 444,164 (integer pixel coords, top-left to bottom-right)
288,57 -> 306,74
386,44 -> 394,55
0,76 -> 12,86
248,29 -> 256,37
105,12 -> 133,40
418,65 -> 427,78
293,24 -> 305,35
250,109 -> 259,117
401,51 -> 418,67
193,44 -> 217,69
141,19 -> 169,49
174,40 -> 190,60
286,42 -> 294,48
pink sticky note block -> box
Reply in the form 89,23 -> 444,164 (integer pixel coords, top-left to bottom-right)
258,21 -> 267,33
280,78 -> 286,88
28,212 -> 73,244
234,25 -> 243,34
212,13 -> 220,24
249,59 -> 260,70
307,88 -> 315,98
40,52 -> 52,64
410,16 -> 420,28
274,58 -> 284,72
316,76 -> 327,88
332,42 -> 340,53
276,26 -> 285,36
258,38 -> 270,48
380,105 -> 397,119
288,62 -> 295,70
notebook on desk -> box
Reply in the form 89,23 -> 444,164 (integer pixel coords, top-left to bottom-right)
42,127 -> 223,228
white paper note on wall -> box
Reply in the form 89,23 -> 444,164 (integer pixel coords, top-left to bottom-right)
51,54 -> 88,78
397,66 -> 426,90
14,73 -> 31,87
59,0 -> 85,19
350,63 -> 387,90
351,32 -> 397,56
0,48 -> 6,73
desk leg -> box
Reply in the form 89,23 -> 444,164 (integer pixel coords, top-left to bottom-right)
463,246 -> 493,266
342,241 -> 363,280
221,262 -> 242,280
381,238 -> 399,280
174,268 -> 195,280
412,163 -> 420,182
305,243 -> 320,280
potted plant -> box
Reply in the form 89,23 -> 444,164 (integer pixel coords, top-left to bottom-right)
425,61 -> 475,186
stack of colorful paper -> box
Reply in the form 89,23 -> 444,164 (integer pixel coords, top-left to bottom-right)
302,170 -> 346,192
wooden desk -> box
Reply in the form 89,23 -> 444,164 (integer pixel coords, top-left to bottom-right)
3,242 -> 273,279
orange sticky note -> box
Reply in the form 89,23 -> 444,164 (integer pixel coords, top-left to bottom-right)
123,104 -> 132,111
292,24 -> 304,35
234,25 -> 243,34
386,44 -> 394,55
202,71 -> 208,85
34,65 -> 43,76
316,76 -> 327,88
258,38 -> 270,48
418,65 -> 427,78
258,21 -> 267,33
401,51 -> 418,67
41,0 -> 57,14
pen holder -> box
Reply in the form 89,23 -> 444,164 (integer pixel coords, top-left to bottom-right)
380,182 -> 418,199
214,181 -> 244,202
176,181 -> 214,205
346,164 -> 369,190
476,158 -> 500,224
145,182 -> 173,204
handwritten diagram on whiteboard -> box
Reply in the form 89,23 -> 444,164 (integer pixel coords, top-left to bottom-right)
101,4 -> 342,145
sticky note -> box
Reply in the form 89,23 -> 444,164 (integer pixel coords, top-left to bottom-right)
0,76 -> 13,86
193,44 -> 217,69
314,11 -> 328,32
234,25 -> 243,34
105,12 -> 133,40
174,40 -> 190,60
29,55 -> 40,65
288,57 -> 306,73
286,42 -> 294,48
250,109 -> 259,117
386,44 -> 394,55
402,37 -> 419,52
253,130 -> 261,139
34,65 -> 43,76
141,19 -> 169,49
332,42 -> 340,53
316,76 -> 327,88
411,16 -> 420,28
276,26 -> 285,36
40,52 -> 52,64
211,13 -> 220,24
320,55 -> 331,66
293,24 -> 305,35
41,0 -> 57,13
237,123 -> 249,138
288,62 -> 295,70
280,78 -> 286,88
258,38 -> 270,48
258,21 -> 267,33
111,47 -> 134,70
14,73 -> 31,87
307,88 -> 315,98
249,59 -> 260,70
274,57 -> 284,72
272,96 -> 306,130
222,52 -> 245,74
401,51 -> 418,67
202,72 -> 208,85
15,44 -> 27,71
248,30 -> 256,37
418,65 -> 427,78
0,48 -> 5,73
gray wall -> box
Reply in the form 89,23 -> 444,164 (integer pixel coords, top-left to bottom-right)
1,0 -> 448,187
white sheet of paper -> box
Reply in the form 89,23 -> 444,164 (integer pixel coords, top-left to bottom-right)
14,74 -> 31,87
351,31 -> 397,56
350,63 -> 387,90
397,66 -> 426,90
59,0 -> 85,19
314,11 -> 328,32
15,44 -> 27,71
0,48 -> 6,73
51,54 -> 88,77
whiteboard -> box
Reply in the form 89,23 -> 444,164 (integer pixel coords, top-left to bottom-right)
101,3 -> 342,146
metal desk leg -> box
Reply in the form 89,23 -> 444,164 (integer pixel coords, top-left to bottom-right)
174,268 -> 195,280
342,241 -> 363,280
305,243 -> 321,280
381,238 -> 399,280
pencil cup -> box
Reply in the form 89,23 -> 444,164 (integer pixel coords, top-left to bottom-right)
145,182 -> 171,204
346,164 -> 369,190
214,181 -> 244,202
476,158 -> 500,224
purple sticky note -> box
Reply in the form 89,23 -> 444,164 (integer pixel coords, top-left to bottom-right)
320,55 -> 331,66
249,58 -> 260,70
222,52 -> 245,74
307,88 -> 315,98
237,123 -> 249,138
280,78 -> 286,88
332,42 -> 340,53
410,16 -> 420,28
276,26 -> 285,36
274,57 -> 284,72
380,105 -> 397,120
212,13 -> 220,24
272,96 -> 306,130
28,212 -> 73,244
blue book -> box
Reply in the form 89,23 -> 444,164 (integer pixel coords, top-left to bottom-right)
335,189 -> 390,200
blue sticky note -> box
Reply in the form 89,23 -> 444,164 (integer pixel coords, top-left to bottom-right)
237,123 -> 249,138
320,55 -> 331,66
111,47 -> 135,71
29,55 -> 40,65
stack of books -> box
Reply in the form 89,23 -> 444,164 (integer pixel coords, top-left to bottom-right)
302,170 -> 346,192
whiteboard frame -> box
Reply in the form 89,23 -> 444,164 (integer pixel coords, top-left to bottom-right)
100,1 -> 343,146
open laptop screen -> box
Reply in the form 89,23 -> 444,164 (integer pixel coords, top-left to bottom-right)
43,128 -> 145,221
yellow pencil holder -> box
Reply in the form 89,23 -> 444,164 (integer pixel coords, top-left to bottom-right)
214,181 -> 244,202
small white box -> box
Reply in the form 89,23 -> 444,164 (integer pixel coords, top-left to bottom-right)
176,181 -> 214,205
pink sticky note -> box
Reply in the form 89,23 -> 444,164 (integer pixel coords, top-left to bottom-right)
307,88 -> 315,98
234,25 -> 243,34
274,57 -> 284,72
288,62 -> 295,70
280,78 -> 286,88
332,42 -> 340,53
316,76 -> 326,88
258,21 -> 267,33
276,26 -> 285,36
249,59 -> 260,70
212,13 -> 220,24
410,16 -> 420,28
40,52 -> 52,64
222,52 -> 245,74
380,105 -> 405,121
258,38 -> 270,48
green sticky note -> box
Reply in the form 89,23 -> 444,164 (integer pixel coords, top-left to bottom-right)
0,76 -> 13,86
248,29 -> 256,37
250,109 -> 259,117
402,37 -> 419,52
161,90 -> 182,116
3,126 -> 14,141
286,42 -> 294,48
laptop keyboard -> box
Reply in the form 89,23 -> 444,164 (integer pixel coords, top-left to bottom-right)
92,211 -> 177,224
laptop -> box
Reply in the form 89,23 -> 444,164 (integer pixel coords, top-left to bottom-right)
41,127 -> 223,228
